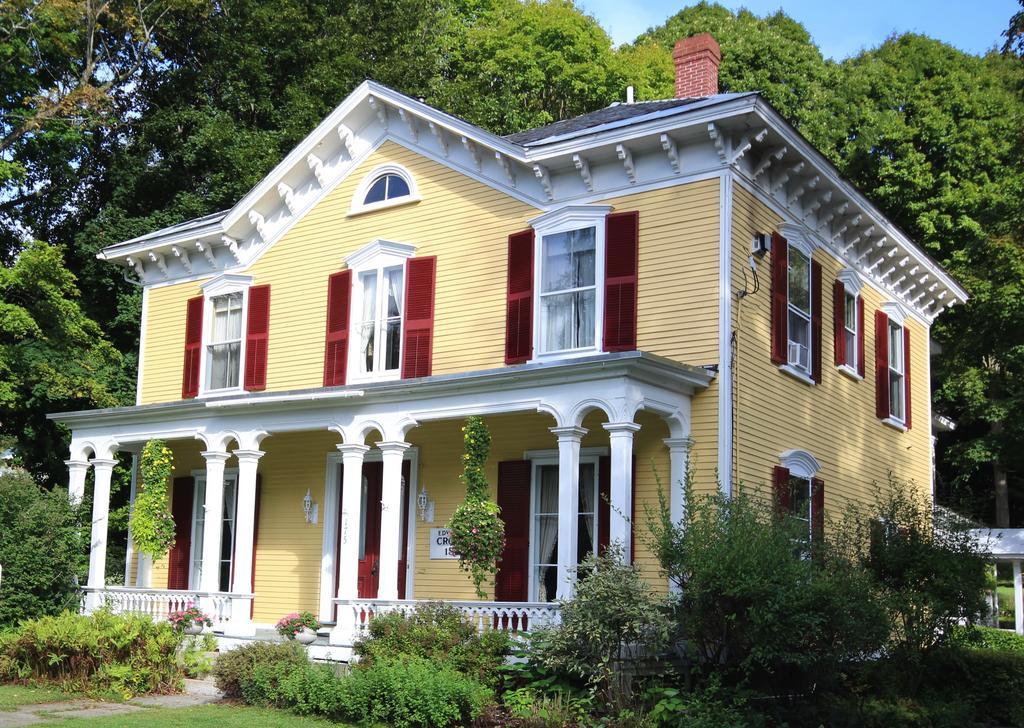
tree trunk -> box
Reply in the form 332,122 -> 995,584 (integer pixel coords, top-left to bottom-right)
995,420 -> 1010,528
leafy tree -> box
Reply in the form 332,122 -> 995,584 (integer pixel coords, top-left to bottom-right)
0,468 -> 87,626
1007,0 -> 1024,56
0,242 -> 128,483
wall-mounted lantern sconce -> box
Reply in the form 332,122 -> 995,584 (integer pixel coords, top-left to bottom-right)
417,485 -> 435,523
303,489 -> 318,524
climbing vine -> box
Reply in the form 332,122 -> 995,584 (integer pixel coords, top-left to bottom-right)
129,440 -> 177,558
447,416 -> 505,598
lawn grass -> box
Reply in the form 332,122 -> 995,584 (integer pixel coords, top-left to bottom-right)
34,704 -> 343,726
0,683 -> 71,710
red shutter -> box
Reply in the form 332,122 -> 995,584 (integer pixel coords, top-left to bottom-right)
496,460 -> 531,602
402,256 -> 436,379
875,310 -> 890,419
811,260 -> 823,383
598,455 -> 610,555
833,280 -> 846,366
770,233 -> 788,365
505,230 -> 534,365
323,271 -> 352,387
904,327 -> 912,430
857,296 -> 866,378
181,296 -> 203,399
167,477 -> 194,590
773,466 -> 791,516
812,478 -> 825,540
243,285 -> 270,391
603,211 -> 639,352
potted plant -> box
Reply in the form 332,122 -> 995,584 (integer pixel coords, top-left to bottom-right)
168,605 -> 212,635
276,611 -> 319,644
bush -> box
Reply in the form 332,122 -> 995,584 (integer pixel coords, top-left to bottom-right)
919,647 -> 1024,727
240,654 -> 491,728
353,602 -> 511,686
0,609 -> 184,697
535,546 -> 672,705
948,624 -> 1024,652
0,470 -> 87,627
649,486 -> 889,694
212,639 -> 308,699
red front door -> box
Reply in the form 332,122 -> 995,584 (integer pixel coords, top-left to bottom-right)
357,462 -> 383,598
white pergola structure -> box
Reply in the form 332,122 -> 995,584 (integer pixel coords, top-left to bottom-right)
970,528 -> 1024,634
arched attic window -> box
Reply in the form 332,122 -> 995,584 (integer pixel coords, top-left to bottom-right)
349,164 -> 420,216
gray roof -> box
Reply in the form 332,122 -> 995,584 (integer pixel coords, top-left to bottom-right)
504,93 -> 754,145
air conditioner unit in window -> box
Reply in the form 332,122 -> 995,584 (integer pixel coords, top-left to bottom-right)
788,341 -> 805,368
752,232 -> 771,257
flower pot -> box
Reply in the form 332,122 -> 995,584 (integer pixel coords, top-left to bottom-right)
294,627 -> 317,645
184,624 -> 203,635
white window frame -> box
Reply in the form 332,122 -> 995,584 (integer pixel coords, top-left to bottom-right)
779,449 -> 821,544
344,239 -> 417,384
187,468 -> 240,592
524,447 -> 605,602
198,273 -> 253,397
777,224 -> 816,386
528,205 -> 612,362
880,302 -> 911,431
786,247 -> 812,373
836,269 -> 865,381
348,163 -> 421,217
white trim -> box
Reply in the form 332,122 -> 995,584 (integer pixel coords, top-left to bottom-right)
718,171 -> 733,497
882,416 -> 909,433
187,467 -> 240,591
198,280 -> 253,398
926,324 -> 935,499
881,300 -> 912,326
200,273 -> 253,296
779,449 -> 821,479
344,239 -> 417,270
836,363 -> 863,381
779,363 -> 816,386
319,447 -> 419,622
348,163 -> 421,217
836,268 -> 865,294
123,452 -> 139,585
345,248 -> 409,384
522,446 -> 608,460
778,222 -> 815,257
530,206 -> 610,361
135,287 -> 149,406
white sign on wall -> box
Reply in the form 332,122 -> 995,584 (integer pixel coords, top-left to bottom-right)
429,528 -> 458,560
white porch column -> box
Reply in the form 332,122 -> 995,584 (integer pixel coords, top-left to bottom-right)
331,443 -> 369,645
604,422 -> 640,562
65,459 -> 89,505
226,449 -> 263,637
123,452 -> 139,586
1011,561 -> 1019,634
551,426 -> 586,600
376,441 -> 410,601
199,451 -> 230,599
664,438 -> 691,526
84,458 -> 117,610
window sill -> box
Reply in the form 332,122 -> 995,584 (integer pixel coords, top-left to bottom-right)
529,347 -> 601,365
197,386 -> 246,399
779,364 -> 816,386
347,370 -> 402,385
836,364 -> 863,382
347,196 -> 421,218
882,417 -> 908,433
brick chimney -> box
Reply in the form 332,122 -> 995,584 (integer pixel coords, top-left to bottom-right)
673,33 -> 721,98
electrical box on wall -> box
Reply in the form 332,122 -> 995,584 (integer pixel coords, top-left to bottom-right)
752,232 -> 771,256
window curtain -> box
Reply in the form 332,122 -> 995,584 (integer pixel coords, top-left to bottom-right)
360,273 -> 377,372
578,468 -> 595,556
386,269 -> 403,318
537,467 -> 559,600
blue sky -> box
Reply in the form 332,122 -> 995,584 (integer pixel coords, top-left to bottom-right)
581,0 -> 1019,58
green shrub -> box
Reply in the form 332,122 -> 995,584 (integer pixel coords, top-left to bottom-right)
345,656 -> 492,728
212,639 -> 308,699
353,602 -> 510,686
919,647 -> 1024,727
948,624 -> 1024,652
0,609 -> 184,697
0,470 -> 87,627
535,546 -> 672,705
647,679 -> 749,728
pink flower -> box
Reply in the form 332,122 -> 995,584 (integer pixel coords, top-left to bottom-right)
471,528 -> 478,534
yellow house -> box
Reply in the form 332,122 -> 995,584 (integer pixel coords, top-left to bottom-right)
50,34 -> 967,657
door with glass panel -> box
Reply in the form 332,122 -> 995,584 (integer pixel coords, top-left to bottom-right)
531,460 -> 598,602
188,472 -> 239,592
356,267 -> 404,377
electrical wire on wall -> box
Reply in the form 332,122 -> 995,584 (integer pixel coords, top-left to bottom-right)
732,256 -> 761,488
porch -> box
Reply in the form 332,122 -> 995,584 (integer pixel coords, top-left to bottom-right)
52,353 -> 711,655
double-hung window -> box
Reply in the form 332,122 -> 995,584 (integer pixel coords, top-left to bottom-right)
356,266 -> 404,377
888,321 -> 905,422
787,248 -> 812,372
189,470 -> 239,592
844,291 -> 858,368
207,292 -> 244,391
531,457 -> 598,602
540,227 -> 597,353
787,474 -> 813,543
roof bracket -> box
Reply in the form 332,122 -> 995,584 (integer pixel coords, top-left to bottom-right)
752,145 -> 785,181
572,154 -> 594,191
533,164 -> 554,200
248,210 -> 268,242
171,245 -> 192,274
277,182 -> 299,214
307,153 -> 328,186
495,152 -> 516,187
337,124 -> 356,157
616,144 -> 636,184
461,136 -> 482,171
731,127 -> 767,164
660,133 -> 681,174
222,235 -> 242,264
396,110 -> 418,143
708,122 -> 729,164
428,122 -> 448,157
367,95 -> 387,128
196,240 -> 217,267
148,251 -> 169,279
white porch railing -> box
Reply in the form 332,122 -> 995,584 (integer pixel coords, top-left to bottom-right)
334,598 -> 561,642
81,586 -> 244,628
